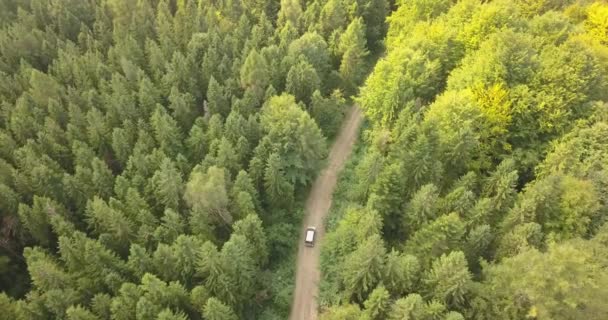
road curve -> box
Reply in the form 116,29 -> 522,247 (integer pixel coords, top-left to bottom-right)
289,106 -> 364,320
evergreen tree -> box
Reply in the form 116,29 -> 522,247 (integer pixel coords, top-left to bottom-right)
150,107 -> 184,158
423,251 -> 472,308
202,298 -> 238,320
310,89 -> 346,137
264,153 -> 294,208
383,250 -> 420,296
475,240 -> 608,319
277,0 -> 302,29
403,184 -> 441,237
261,94 -> 327,187
404,213 -> 465,267
339,18 -> 369,94
66,305 -> 100,320
287,32 -> 332,85
149,157 -> 183,212
320,304 -> 362,320
340,234 -> 386,301
185,166 -> 232,226
206,76 -> 230,118
362,285 -> 391,320
286,59 -> 321,106
240,50 -> 270,98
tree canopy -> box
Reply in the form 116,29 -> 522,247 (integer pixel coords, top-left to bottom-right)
0,0 -> 382,318
320,1 -> 608,319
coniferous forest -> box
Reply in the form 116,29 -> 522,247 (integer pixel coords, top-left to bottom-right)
0,0 -> 383,318
319,0 -> 608,319
0,0 -> 608,319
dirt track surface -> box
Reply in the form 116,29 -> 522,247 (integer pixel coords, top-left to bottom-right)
289,106 -> 364,320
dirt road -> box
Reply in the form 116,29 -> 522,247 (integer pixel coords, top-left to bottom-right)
289,106 -> 364,320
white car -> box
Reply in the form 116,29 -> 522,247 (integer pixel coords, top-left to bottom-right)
304,227 -> 316,247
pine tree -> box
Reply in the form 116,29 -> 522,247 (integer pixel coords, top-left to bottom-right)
403,184 -> 441,237
319,0 -> 348,37
286,59 -> 321,105
149,158 -> 183,212
404,213 -> 465,267
287,32 -> 332,85
362,285 -> 390,320
150,106 -> 184,158
277,0 -> 302,29
207,76 -> 230,118
168,86 -> 197,131
383,250 -> 420,296
85,196 -> 134,252
463,224 -> 492,269
153,208 -> 186,244
186,117 -> 208,163
156,309 -> 188,320
66,305 -> 100,320
185,166 -> 232,226
264,153 -> 294,208
202,298 -> 238,320
240,50 -> 270,98
387,294 -> 440,320
423,251 -> 472,308
233,214 -> 268,266
231,170 -> 260,209
310,90 -> 345,137
339,18 -> 369,94
361,0 -> 389,49
341,234 -> 386,301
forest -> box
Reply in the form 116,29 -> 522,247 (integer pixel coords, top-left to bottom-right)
1,0 -> 608,319
0,0 -> 385,319
319,0 -> 608,319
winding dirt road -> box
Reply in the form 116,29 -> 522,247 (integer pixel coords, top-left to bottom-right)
289,106 -> 364,320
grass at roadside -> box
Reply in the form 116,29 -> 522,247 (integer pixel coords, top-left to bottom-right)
318,122 -> 368,308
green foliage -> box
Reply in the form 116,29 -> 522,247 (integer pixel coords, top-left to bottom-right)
310,90 -> 346,137
403,184 -> 441,237
423,251 -> 471,308
278,0 -> 303,29
287,32 -> 332,86
9,0 -> 608,318
475,240 -> 608,319
501,174 -> 601,242
185,166 -> 232,226
0,293 -> 17,320
0,0 -> 368,301
362,285 -> 391,320
66,305 -> 100,320
340,234 -> 386,301
383,250 -> 421,296
240,50 -> 270,97
339,18 -> 369,94
322,1 -> 608,317
404,213 -> 465,267
203,298 -> 238,320
264,152 -> 295,209
320,303 -> 362,320
286,60 -> 321,106
260,94 -> 327,188
387,293 -> 446,320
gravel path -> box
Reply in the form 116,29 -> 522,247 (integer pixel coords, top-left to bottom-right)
288,106 -> 364,320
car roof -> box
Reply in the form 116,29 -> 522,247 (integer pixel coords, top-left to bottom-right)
305,229 -> 315,242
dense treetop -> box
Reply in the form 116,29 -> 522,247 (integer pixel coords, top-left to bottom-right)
2,0 -> 608,319
320,0 -> 608,319
0,0 -> 387,319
